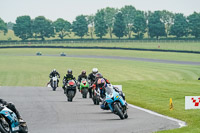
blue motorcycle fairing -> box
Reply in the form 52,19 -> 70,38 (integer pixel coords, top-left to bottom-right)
105,89 -> 126,112
0,106 -> 20,132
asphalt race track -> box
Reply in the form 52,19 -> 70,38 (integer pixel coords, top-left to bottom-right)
0,86 -> 184,133
67,55 -> 200,66
0,53 -> 200,66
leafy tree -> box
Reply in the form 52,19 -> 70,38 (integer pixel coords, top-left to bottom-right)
7,22 -> 14,30
0,18 -> 8,35
121,5 -> 136,39
148,11 -> 166,39
104,7 -> 117,39
87,15 -> 95,39
72,15 -> 88,39
132,11 -> 147,39
94,9 -> 108,39
188,12 -> 200,38
170,13 -> 188,38
144,11 -> 153,38
160,10 -> 174,37
13,16 -> 32,40
53,18 -> 71,40
113,12 -> 126,39
32,16 -> 54,41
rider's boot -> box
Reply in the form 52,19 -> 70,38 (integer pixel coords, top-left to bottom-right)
18,117 -> 25,123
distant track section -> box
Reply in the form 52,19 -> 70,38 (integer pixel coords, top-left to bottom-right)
0,45 -> 200,54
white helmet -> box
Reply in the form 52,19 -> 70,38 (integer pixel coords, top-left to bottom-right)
92,68 -> 98,75
53,69 -> 56,72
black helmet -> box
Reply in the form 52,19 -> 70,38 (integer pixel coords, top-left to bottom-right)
95,72 -> 103,79
81,70 -> 86,76
0,99 -> 7,105
67,69 -> 72,75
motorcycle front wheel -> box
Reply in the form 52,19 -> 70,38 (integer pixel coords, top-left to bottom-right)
114,103 -> 124,120
96,97 -> 100,105
52,81 -> 57,91
19,125 -> 28,133
0,116 -> 11,133
67,91 -> 74,102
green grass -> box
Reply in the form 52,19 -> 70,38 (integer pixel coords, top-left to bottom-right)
1,42 -> 200,52
0,48 -> 200,132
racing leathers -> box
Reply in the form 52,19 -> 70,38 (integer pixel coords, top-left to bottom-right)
87,73 -> 97,98
0,99 -> 23,121
49,71 -> 60,86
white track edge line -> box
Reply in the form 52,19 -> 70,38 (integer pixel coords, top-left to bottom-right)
128,104 -> 187,128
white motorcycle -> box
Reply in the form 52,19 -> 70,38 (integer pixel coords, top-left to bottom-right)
51,76 -> 59,91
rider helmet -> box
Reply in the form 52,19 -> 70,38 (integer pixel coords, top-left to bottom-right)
0,99 -> 7,105
97,78 -> 106,88
81,70 -> 86,76
67,69 -> 72,75
92,68 -> 98,75
95,72 -> 103,79
53,69 -> 56,72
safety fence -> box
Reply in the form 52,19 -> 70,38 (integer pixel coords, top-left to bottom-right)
0,39 -> 200,45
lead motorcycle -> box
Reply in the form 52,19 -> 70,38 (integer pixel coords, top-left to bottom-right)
105,85 -> 128,119
0,105 -> 28,133
64,80 -> 77,102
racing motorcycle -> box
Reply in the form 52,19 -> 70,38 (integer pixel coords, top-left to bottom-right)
105,85 -> 128,119
0,105 -> 28,133
64,80 -> 77,102
50,76 -> 59,91
80,79 -> 89,98
92,87 -> 102,105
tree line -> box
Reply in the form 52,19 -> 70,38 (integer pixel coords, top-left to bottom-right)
0,5 -> 200,41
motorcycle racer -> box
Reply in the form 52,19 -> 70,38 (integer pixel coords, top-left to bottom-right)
88,68 -> 98,84
101,84 -> 127,110
77,70 -> 87,91
0,98 -> 24,122
48,69 -> 60,86
62,69 -> 76,90
87,68 -> 98,98
78,70 -> 87,83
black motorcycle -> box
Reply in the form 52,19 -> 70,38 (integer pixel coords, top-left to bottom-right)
64,80 -> 77,102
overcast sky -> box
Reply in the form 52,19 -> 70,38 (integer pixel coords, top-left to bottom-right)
1,0 -> 200,23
